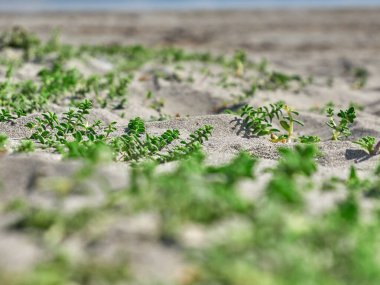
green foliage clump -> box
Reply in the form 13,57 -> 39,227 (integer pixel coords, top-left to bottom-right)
352,67 -> 369,89
126,151 -> 257,237
354,136 -> 379,155
262,71 -> 303,90
0,133 -> 8,152
0,27 -> 41,60
299,135 -> 321,143
326,106 -> 356,140
266,144 -> 318,204
189,153 -> 380,285
251,66 -> 310,91
239,103 -> 305,143
0,62 -> 134,122
4,142 -> 380,285
4,199 -> 130,285
22,253 -> 130,285
16,139 -> 35,153
26,100 -> 212,162
240,102 -> 283,136
272,105 -> 304,143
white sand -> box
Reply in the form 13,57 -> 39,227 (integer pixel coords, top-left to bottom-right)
0,9 -> 380,282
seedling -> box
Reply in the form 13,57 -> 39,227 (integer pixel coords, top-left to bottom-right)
0,109 -> 16,121
326,106 -> 356,140
272,105 -> 304,143
255,71 -> 305,91
157,125 -> 214,163
16,139 -> 35,153
232,50 -> 246,77
352,67 -> 369,89
240,103 -> 283,137
240,103 -> 304,143
298,135 -> 321,144
354,136 -> 380,156
0,133 -> 8,153
266,144 -> 318,204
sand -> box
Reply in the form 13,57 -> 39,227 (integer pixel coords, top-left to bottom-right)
0,9 -> 380,283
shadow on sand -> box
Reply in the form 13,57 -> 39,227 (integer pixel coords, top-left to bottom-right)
345,148 -> 372,163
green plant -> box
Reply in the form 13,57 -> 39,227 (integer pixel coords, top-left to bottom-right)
0,26 -> 41,60
271,105 -> 304,143
156,124 -> 214,163
16,139 -> 35,153
27,99 -> 105,147
326,106 -> 356,140
126,151 -> 256,238
298,135 -> 321,143
254,70 -> 306,91
0,60 -> 135,123
266,144 -> 318,204
352,67 -> 369,89
27,100 -> 212,162
63,141 -> 114,162
240,103 -> 304,143
240,103 -> 283,136
23,253 -> 131,285
0,133 -> 8,152
112,117 -> 182,162
0,110 -> 16,121
231,50 -> 247,77
354,136 -> 380,155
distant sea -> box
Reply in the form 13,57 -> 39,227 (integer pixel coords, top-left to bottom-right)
0,0 -> 380,11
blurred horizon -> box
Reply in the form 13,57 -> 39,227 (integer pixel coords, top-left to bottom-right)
1,0 -> 380,12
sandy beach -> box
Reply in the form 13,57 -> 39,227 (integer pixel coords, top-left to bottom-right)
1,8 -> 380,284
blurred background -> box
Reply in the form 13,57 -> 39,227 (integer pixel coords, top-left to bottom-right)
0,0 -> 380,11
0,0 -> 379,75
0,0 -> 379,74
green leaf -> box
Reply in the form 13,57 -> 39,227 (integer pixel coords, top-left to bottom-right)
293,119 -> 304,126
280,120 -> 290,131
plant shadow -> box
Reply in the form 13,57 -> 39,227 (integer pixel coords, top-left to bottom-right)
345,149 -> 372,163
229,117 -> 255,139
365,189 -> 380,199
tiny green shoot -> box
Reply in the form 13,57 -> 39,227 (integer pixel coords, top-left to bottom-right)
326,106 -> 356,141
16,139 -> 35,153
354,136 -> 379,156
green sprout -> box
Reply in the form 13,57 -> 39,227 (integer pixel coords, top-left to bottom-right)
266,144 -> 318,204
326,106 -> 356,141
232,50 -> 247,77
352,67 -> 369,89
240,103 -> 283,137
16,139 -> 35,153
271,105 -> 304,143
240,103 -> 305,143
0,133 -> 9,152
298,135 -> 321,144
354,136 -> 380,156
